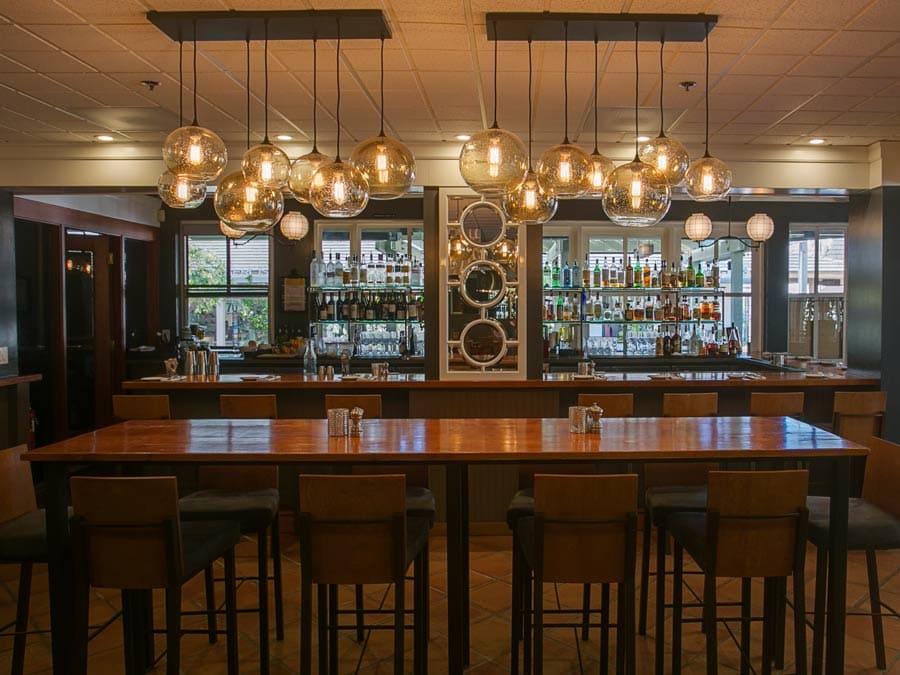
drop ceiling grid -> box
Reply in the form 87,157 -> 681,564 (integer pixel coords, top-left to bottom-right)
0,0 -> 890,150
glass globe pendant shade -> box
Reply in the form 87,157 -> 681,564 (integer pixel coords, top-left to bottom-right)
684,154 -> 732,202
601,159 -> 671,227
213,170 -> 284,233
502,169 -> 557,225
162,125 -> 227,181
746,213 -> 775,242
458,126 -> 528,196
350,135 -> 416,200
585,152 -> 616,198
288,151 -> 328,204
157,170 -> 206,209
242,141 -> 291,188
280,211 -> 310,241
219,220 -> 246,239
684,213 -> 713,241
639,134 -> 690,186
537,143 -> 591,199
309,159 -> 370,218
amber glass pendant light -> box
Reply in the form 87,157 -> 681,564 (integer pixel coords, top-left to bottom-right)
288,39 -> 328,204
586,37 -> 615,198
350,38 -> 415,199
684,23 -> 732,201
503,39 -> 557,225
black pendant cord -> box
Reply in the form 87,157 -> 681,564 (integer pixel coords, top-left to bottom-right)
490,20 -> 498,129
527,38 -> 533,166
263,19 -> 270,143
633,22 -> 639,160
592,37 -> 599,154
703,21 -> 711,158
245,38 -> 251,151
335,25 -> 342,160
658,36 -> 666,136
177,40 -> 183,126
311,38 -> 318,153
191,19 -> 199,126
562,21 -> 569,144
379,37 -> 385,137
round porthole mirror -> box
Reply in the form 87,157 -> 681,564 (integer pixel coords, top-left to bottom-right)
458,200 -> 506,248
459,318 -> 508,368
459,260 -> 507,309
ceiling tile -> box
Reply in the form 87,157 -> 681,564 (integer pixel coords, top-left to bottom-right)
790,55 -> 867,78
56,0 -> 149,24
25,24 -> 124,52
826,77 -> 894,97
399,23 -> 469,51
851,57 -> 900,79
0,3 -> 83,24
730,54 -> 804,76
749,94 -> 812,111
749,29 -> 833,56
0,25 -> 58,51
77,51 -> 160,73
815,31 -> 900,57
847,0 -> 900,31
712,74 -> 779,96
767,76 -> 837,96
6,50 -> 91,73
852,97 -> 900,113
801,95 -> 867,111
828,110 -> 896,125
774,0 -> 874,30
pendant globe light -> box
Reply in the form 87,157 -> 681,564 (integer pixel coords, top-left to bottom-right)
586,37 -> 615,198
158,41 -> 207,208
602,23 -> 671,227
537,23 -> 591,199
503,39 -> 557,225
288,39 -> 328,204
639,37 -> 690,186
746,213 -> 774,242
162,28 -> 227,182
214,39 -> 284,233
458,22 -> 527,196
242,24 -> 291,189
350,38 -> 415,199
309,26 -> 370,218
684,213 -> 713,241
280,211 -> 310,241
684,23 -> 732,201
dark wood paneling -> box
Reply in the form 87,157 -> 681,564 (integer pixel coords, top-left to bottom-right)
847,190 -> 884,371
0,191 -> 17,378
423,187 -> 440,380
526,223 -> 544,379
764,216 -> 789,353
881,187 -> 900,441
13,197 -> 158,242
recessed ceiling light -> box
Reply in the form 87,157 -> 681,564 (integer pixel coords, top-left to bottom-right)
94,134 -> 115,142
635,135 -> 651,143
808,138 -> 826,145
275,134 -> 293,141
455,134 -> 471,141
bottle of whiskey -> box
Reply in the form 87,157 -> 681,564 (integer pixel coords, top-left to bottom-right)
634,258 -> 643,289
625,256 -> 634,288
582,255 -> 591,288
552,258 -> 561,288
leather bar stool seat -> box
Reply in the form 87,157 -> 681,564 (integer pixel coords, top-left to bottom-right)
180,488 -> 280,531
806,496 -> 900,549
0,508 -> 73,561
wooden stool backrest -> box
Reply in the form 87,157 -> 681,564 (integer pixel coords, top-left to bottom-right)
862,437 -> 900,519
0,445 -> 36,524
534,474 -> 638,584
197,466 -> 279,491
112,394 -> 171,421
325,394 -> 383,419
220,394 -> 278,419
70,476 -> 181,589
833,391 -> 886,446
749,392 -> 805,417
707,470 -> 808,579
298,474 -> 406,585
576,394 -> 634,418
662,392 -> 718,418
517,463 -> 594,490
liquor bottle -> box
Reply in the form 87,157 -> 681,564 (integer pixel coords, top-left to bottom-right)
643,259 -> 651,288
691,326 -> 701,356
634,258 -> 643,288
401,256 -> 411,285
583,291 -> 592,320
651,262 -> 660,288
376,254 -> 385,284
332,253 -> 343,287
711,260 -> 720,289
358,256 -> 368,285
552,258 -> 561,288
654,295 -> 665,321
685,256 -> 695,287
572,258 -> 581,288
407,293 -> 418,320
324,293 -> 334,320
678,256 -> 686,287
633,298 -> 644,321
593,258 -> 601,288
543,260 -> 551,288
562,260 -> 572,288
412,259 -> 423,287
349,293 -> 359,320
351,255 -> 360,286
727,323 -> 741,355
601,257 -> 610,287
303,327 -> 317,374
711,297 -> 722,321
310,250 -> 320,287
695,263 -> 704,289
325,253 -> 335,286
659,260 -> 667,289
556,294 -> 564,320
625,256 -> 634,288
672,261 -> 680,288
318,292 -> 328,321
364,293 -> 375,320
562,295 -> 572,321
593,295 -> 602,320
396,294 -> 407,321
672,328 -> 682,355
663,330 -> 672,356
582,255 -> 591,288
655,329 -> 665,356
664,294 -> 676,321
624,302 -> 634,321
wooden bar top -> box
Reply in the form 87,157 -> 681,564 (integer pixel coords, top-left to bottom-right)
25,417 -> 866,464
0,374 -> 42,387
122,371 -> 879,391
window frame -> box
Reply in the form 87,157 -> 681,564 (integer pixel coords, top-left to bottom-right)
315,219 -> 425,263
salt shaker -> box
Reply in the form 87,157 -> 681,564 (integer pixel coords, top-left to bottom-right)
588,403 -> 604,435
349,406 -> 364,436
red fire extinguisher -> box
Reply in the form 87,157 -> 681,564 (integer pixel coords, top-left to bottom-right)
28,408 -> 37,450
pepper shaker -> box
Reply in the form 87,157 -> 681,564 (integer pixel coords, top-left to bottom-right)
349,406 -> 364,436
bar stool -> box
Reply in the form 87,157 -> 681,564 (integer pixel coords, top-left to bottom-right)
640,393 -> 718,646
112,394 -> 171,420
833,391 -> 886,495
511,474 -> 639,675
807,436 -> 900,674
326,394 -> 436,642
297,474 -> 430,675
749,392 -> 805,417
70,476 -> 242,675
179,393 -> 283,675
667,470 -> 809,675
577,393 -> 635,418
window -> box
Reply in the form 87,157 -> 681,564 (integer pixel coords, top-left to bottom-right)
788,226 -> 846,359
184,234 -> 271,346
316,222 -> 424,278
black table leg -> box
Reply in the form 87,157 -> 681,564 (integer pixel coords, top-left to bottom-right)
825,456 -> 850,674
461,465 -> 470,666
445,464 -> 468,675
45,463 -> 74,675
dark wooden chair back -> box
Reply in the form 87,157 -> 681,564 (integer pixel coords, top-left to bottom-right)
576,394 -> 634,418
198,466 -> 279,491
298,474 -> 406,585
862,437 -> 900,520
833,391 -> 886,447
0,445 -> 36,524
707,470 -> 808,579
662,392 -> 718,418
70,476 -> 181,589
325,394 -> 383,419
533,474 -> 638,584
517,463 -> 594,490
749,392 -> 805,417
112,394 -> 171,421
220,394 -> 278,419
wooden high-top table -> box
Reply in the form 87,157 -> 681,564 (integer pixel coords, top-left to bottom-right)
26,416 -> 864,675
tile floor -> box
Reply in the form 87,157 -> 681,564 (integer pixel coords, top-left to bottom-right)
0,532 -> 898,674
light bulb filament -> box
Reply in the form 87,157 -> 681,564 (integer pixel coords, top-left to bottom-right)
376,147 -> 388,172
657,153 -> 668,172
188,140 -> 202,165
488,142 -> 501,178
559,155 -> 571,182
259,159 -> 273,183
175,178 -> 190,201
630,175 -> 643,210
702,170 -> 714,193
524,187 -> 536,209
333,173 -> 347,205
591,164 -> 604,188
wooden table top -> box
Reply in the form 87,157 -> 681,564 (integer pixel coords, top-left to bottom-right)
24,417 -> 866,464
122,371 -> 879,391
